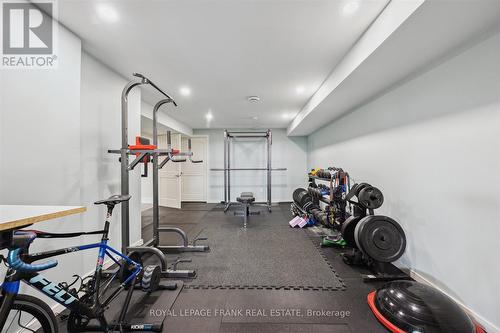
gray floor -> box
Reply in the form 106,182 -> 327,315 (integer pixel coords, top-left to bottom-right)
56,203 -> 391,332
170,205 -> 344,290
148,203 -> 389,333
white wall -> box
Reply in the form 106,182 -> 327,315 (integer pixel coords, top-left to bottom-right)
0,26 -> 143,314
0,24 -> 84,310
308,31 -> 500,332
193,128 -> 307,203
80,51 -> 143,267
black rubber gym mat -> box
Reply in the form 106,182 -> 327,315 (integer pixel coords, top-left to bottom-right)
142,207 -> 209,246
171,208 -> 345,291
181,202 -> 220,211
144,204 -> 389,333
219,323 -> 351,333
56,281 -> 184,332
164,288 -> 388,333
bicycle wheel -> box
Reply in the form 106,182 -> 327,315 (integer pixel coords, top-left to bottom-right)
0,294 -> 58,333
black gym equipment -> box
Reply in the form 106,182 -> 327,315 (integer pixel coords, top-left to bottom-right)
107,73 -> 208,280
355,215 -> 406,263
234,192 -> 260,227
358,185 -> 384,210
307,167 -> 350,228
346,182 -> 384,212
368,280 -> 486,333
292,188 -> 307,205
310,207 -> 328,226
210,129 -> 287,212
291,188 -> 319,216
342,183 -> 409,282
340,215 -> 363,248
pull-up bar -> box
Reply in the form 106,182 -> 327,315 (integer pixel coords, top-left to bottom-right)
211,168 -> 287,171
225,131 -> 270,138
133,73 -> 177,106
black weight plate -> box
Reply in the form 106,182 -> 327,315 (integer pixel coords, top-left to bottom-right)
358,186 -> 384,210
300,194 -> 314,211
355,183 -> 370,195
354,215 -> 406,263
299,193 -> 310,206
293,188 -> 307,204
341,216 -> 363,248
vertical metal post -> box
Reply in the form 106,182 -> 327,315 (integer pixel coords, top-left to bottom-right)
152,99 -> 171,247
223,130 -> 228,204
267,129 -> 272,211
153,104 -> 160,246
120,81 -> 143,254
227,134 -> 231,204
166,131 -> 172,151
153,108 -> 159,247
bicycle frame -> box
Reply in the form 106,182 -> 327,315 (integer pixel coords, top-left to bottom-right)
0,223 -> 142,330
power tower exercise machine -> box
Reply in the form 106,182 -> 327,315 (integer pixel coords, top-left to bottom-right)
108,73 -> 207,279
211,129 -> 287,212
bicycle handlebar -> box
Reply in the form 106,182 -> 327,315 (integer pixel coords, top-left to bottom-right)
7,232 -> 58,272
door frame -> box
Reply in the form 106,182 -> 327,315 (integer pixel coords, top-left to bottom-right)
181,135 -> 209,203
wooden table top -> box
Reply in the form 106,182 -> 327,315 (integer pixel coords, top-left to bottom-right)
0,205 -> 86,232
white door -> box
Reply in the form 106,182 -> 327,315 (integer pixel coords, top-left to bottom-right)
181,136 -> 208,202
159,133 -> 181,209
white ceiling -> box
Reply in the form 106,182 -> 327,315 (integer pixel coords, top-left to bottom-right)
57,0 -> 389,129
287,0 -> 500,135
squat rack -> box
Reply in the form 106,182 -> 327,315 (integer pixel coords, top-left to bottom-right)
211,129 -> 286,212
108,73 -> 207,279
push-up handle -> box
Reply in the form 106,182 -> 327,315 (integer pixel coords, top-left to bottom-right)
188,139 -> 203,163
165,131 -> 186,162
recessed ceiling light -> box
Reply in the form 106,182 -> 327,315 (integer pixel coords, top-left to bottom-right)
248,96 -> 261,103
343,1 -> 360,15
206,112 -> 213,121
95,3 -> 119,23
282,112 -> 297,120
252,116 -> 259,120
296,85 -> 305,94
180,86 -> 191,96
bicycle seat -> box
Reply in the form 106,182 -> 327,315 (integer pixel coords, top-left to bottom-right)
94,195 -> 131,206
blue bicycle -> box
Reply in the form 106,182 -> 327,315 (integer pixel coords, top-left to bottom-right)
0,195 -> 166,332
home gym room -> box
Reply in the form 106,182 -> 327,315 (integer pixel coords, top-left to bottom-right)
0,0 -> 499,332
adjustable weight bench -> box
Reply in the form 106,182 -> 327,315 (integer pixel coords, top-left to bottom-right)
235,192 -> 260,227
